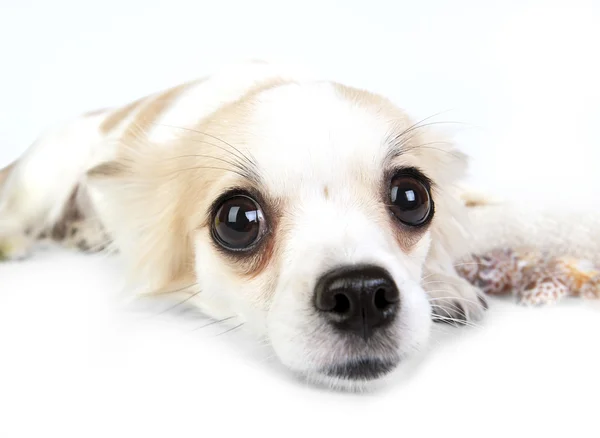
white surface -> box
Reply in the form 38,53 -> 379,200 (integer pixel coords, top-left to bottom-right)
1,1 -> 599,437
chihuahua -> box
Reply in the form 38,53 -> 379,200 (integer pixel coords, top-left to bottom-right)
1,61 -> 594,389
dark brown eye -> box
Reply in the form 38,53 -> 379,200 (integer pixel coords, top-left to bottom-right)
389,174 -> 432,226
213,195 -> 266,250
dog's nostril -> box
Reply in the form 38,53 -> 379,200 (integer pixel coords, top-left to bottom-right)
373,286 -> 399,310
373,288 -> 389,310
332,293 -> 351,314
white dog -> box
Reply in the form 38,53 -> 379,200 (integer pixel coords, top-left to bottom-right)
0,62 -> 596,389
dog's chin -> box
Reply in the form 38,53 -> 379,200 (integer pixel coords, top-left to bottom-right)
303,357 -> 400,392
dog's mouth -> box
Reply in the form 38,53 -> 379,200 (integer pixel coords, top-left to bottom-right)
321,357 -> 399,381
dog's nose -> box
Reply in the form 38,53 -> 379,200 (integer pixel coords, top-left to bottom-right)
314,265 -> 400,340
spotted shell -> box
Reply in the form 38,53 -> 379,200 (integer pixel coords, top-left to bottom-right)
455,248 -> 600,305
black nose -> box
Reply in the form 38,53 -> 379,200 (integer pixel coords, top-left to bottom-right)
314,265 -> 400,340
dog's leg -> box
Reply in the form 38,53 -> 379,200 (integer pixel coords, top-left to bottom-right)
0,116 -> 112,260
423,246 -> 488,325
420,184 -> 494,325
37,187 -> 112,254
0,161 -> 39,260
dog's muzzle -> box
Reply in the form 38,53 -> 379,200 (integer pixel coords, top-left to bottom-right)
313,264 -> 401,380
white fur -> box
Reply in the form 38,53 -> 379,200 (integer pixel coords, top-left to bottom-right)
0,114 -> 110,253
149,62 -> 319,144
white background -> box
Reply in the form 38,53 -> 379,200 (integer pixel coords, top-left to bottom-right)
1,0 -> 599,437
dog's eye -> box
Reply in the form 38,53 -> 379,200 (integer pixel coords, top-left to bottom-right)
389,174 -> 432,226
213,195 -> 266,250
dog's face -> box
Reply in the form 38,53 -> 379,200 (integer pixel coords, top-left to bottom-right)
98,77 -> 467,388
172,81 -> 467,388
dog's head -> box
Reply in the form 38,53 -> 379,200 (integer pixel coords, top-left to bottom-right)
95,76 -> 468,389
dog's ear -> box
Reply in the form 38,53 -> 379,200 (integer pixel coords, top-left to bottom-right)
85,150 -> 196,295
404,127 -> 474,265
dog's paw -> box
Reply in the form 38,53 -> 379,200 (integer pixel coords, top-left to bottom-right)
423,272 -> 488,326
0,233 -> 33,261
60,219 -> 111,253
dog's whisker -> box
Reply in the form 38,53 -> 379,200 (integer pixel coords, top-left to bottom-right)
395,120 -> 469,146
427,294 -> 481,303
419,263 -> 484,282
388,110 -> 452,143
161,136 -> 254,168
427,295 -> 484,312
404,144 -> 465,160
429,311 -> 482,329
452,261 -> 484,268
216,322 -> 245,336
389,114 -> 469,158
430,304 -> 483,328
430,301 -> 466,314
421,279 -> 468,287
164,153 -> 250,174
169,138 -> 256,171
155,288 -> 203,315
153,123 -> 257,168
167,165 -> 251,179
191,315 -> 238,331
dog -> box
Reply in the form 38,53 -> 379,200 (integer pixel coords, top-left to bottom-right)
1,61 -> 594,389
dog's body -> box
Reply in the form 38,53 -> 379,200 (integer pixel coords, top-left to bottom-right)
1,61 -> 597,388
